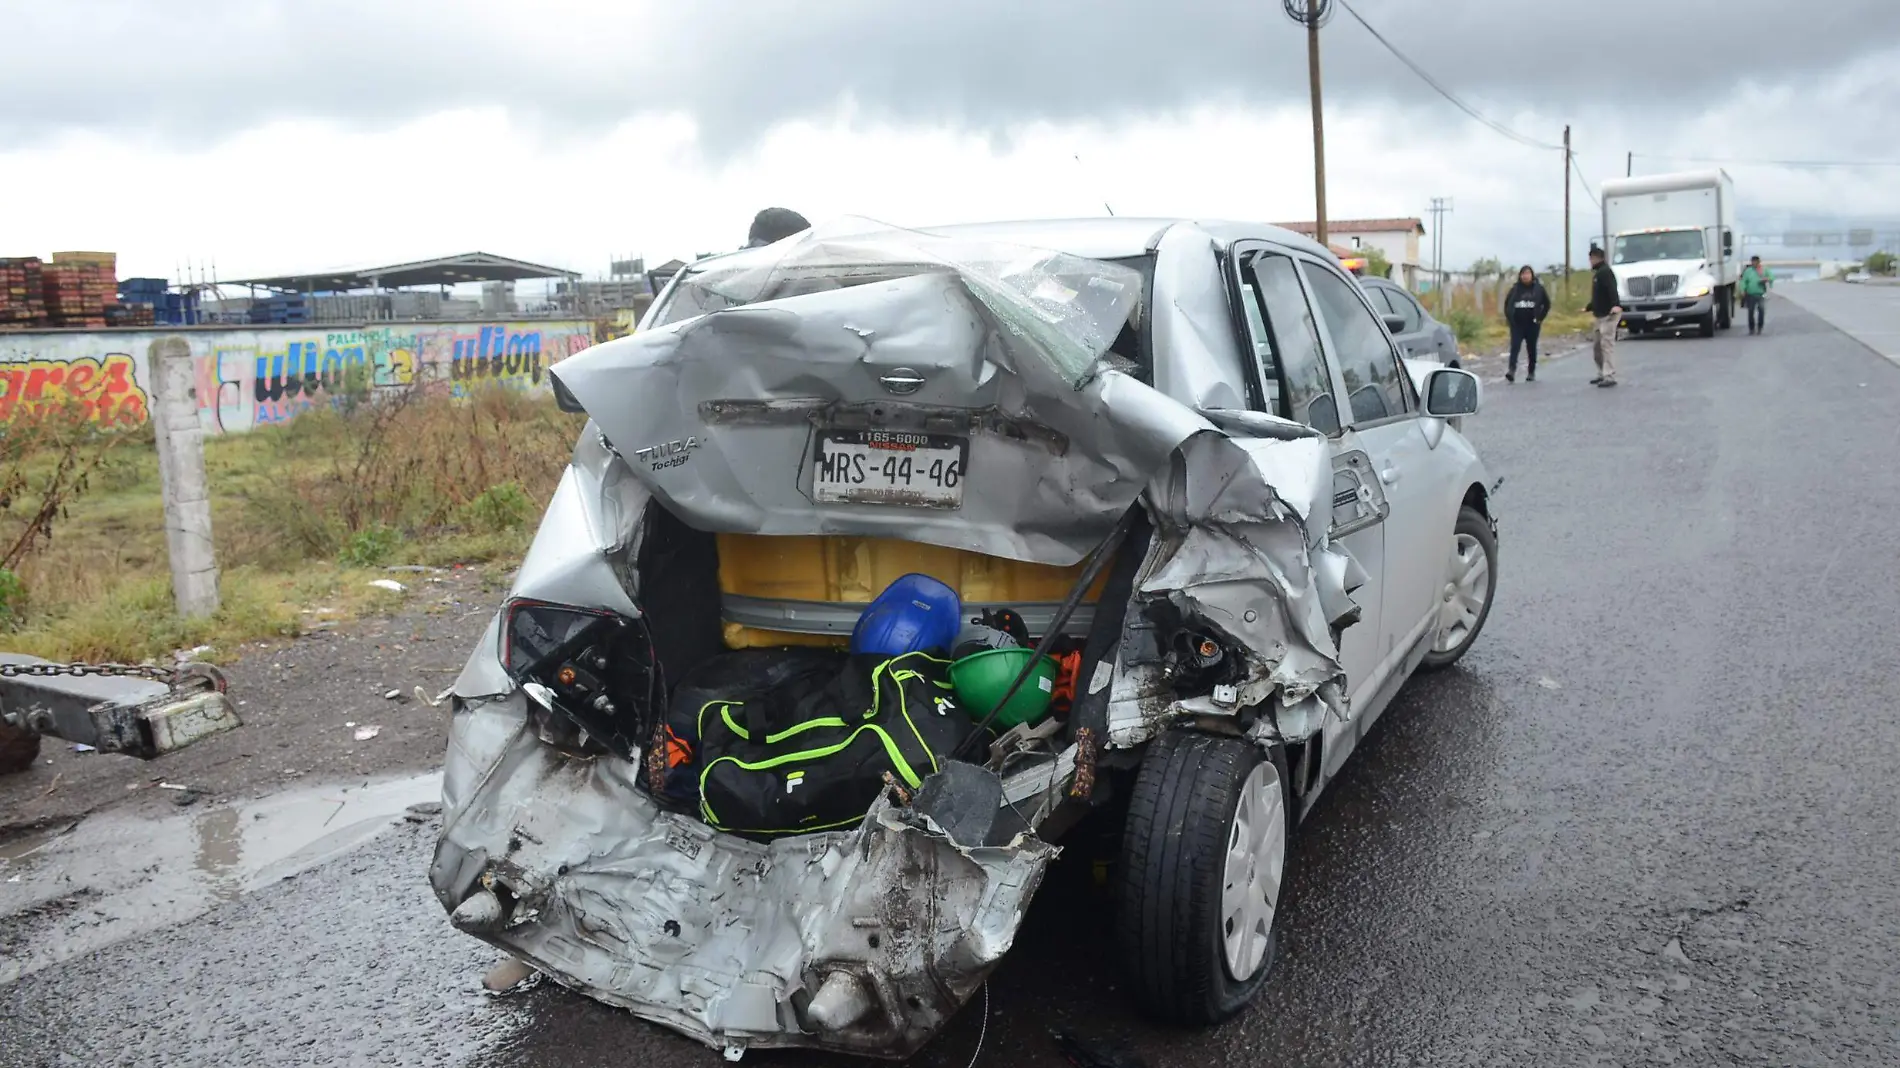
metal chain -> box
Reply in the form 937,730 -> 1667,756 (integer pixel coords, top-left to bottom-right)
0,659 -> 226,694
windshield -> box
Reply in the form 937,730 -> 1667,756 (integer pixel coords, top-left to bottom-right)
1613,231 -> 1705,264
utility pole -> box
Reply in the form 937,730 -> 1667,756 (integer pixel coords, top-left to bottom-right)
1563,125 -> 1573,284
1307,0 -> 1328,247
1626,151 -> 1633,177
1429,197 -> 1453,314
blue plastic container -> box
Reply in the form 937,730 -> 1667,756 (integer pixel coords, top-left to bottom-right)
849,574 -> 961,657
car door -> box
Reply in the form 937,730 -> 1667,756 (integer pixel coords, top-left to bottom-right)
1297,257 -> 1446,704
1232,246 -> 1385,779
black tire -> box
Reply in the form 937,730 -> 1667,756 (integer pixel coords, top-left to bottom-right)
1117,728 -> 1294,1026
1716,287 -> 1732,330
0,721 -> 42,775
1419,505 -> 1498,671
1697,311 -> 1717,338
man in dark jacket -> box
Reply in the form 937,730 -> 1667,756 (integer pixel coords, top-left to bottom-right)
1582,245 -> 1622,388
1503,265 -> 1550,383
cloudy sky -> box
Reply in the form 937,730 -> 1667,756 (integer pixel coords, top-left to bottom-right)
4,0 -> 1898,286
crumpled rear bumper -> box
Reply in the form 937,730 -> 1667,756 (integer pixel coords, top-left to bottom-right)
430,691 -> 1057,1060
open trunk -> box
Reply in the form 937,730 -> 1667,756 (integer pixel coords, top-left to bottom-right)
430,223 -> 1372,1059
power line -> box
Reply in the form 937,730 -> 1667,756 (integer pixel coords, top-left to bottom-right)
1570,153 -> 1600,209
1631,153 -> 1900,170
1335,0 -> 1560,152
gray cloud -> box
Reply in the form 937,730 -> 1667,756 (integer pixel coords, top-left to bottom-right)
4,0 -> 1898,155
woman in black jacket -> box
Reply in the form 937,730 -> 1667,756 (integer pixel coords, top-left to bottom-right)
1503,265 -> 1551,382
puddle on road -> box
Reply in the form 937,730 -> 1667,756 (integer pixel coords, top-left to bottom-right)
0,770 -> 442,985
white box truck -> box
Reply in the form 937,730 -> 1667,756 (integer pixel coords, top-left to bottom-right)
1599,169 -> 1738,337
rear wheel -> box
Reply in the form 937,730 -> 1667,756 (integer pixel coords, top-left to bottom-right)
1420,506 -> 1497,671
1117,729 -> 1293,1025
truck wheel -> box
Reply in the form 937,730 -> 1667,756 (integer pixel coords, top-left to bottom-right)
1698,311 -> 1717,338
0,721 -> 42,775
1716,288 -> 1732,330
1117,728 -> 1294,1026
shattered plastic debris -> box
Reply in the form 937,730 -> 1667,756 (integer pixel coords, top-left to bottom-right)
368,579 -> 407,593
383,688 -> 404,701
352,725 -> 382,741
157,782 -> 190,791
71,743 -> 95,753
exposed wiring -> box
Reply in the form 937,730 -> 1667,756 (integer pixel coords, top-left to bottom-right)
1335,0 -> 1560,152
964,981 -> 989,1068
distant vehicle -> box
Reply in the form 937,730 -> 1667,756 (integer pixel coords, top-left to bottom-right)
1845,271 -> 1871,284
1600,170 -> 1739,338
1359,275 -> 1461,365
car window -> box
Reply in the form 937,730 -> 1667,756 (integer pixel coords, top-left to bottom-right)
1379,285 -> 1423,332
1236,283 -> 1282,414
1303,263 -> 1410,424
1244,253 -> 1339,435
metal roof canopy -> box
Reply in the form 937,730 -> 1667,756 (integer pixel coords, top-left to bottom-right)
222,251 -> 581,293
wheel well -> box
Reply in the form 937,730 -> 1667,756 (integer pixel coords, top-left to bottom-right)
1461,483 -> 1489,520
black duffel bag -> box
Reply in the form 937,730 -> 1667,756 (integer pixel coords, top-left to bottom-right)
689,650 -> 967,838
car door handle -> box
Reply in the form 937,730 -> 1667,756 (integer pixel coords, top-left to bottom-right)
1380,464 -> 1401,485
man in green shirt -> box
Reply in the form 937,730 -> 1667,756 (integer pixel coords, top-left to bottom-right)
1740,256 -> 1773,335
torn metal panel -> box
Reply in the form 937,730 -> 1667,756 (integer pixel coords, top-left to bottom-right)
550,224 -> 1211,567
431,693 -> 1055,1059
1150,223 -> 1252,411
0,656 -> 240,759
1105,431 -> 1364,748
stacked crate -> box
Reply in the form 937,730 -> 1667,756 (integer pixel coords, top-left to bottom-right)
43,251 -> 116,328
116,277 -> 167,327
248,292 -> 309,324
0,257 -> 46,328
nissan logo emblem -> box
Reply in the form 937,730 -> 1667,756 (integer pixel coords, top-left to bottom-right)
879,368 -> 927,395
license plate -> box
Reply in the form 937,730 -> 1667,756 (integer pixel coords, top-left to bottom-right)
812,430 -> 966,509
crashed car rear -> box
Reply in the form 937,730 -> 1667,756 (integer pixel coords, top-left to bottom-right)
431,219 -> 1495,1059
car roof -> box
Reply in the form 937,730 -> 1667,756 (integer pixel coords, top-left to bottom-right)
913,217 -> 1334,261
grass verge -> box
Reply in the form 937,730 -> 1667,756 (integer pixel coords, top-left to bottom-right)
1,383 -> 581,664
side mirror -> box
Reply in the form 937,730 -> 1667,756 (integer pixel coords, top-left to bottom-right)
1722,230 -> 1734,256
1422,367 -> 1482,418
1381,314 -> 1408,335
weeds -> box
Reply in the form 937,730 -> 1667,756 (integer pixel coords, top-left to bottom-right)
1,381 -> 583,662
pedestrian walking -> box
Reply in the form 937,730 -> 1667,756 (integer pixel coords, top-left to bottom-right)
1740,255 -> 1774,335
1503,265 -> 1550,383
1583,245 -> 1621,388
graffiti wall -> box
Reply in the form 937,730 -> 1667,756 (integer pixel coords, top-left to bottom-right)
0,321 -> 598,433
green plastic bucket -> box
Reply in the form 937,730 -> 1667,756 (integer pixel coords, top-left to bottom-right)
949,647 -> 1059,729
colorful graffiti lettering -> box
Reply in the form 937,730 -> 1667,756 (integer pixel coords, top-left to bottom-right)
451,327 -> 545,390
0,320 -> 597,435
0,353 -> 148,426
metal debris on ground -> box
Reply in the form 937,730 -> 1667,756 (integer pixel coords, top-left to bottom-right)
71,743 -> 95,753
383,688 -> 405,701
352,725 -> 382,741
157,782 -> 191,791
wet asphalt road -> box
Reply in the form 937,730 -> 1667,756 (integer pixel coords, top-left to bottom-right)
7,292 -> 1900,1067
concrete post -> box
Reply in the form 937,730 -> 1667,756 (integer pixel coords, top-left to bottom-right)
148,337 -> 219,618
